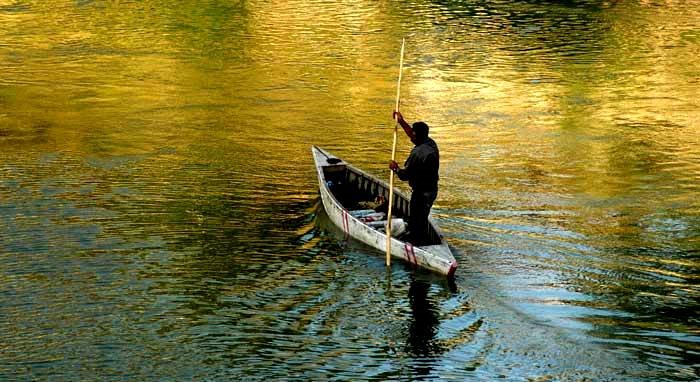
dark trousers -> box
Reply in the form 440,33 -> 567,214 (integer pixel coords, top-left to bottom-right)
408,190 -> 437,246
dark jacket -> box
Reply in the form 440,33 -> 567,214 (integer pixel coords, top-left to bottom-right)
396,137 -> 439,192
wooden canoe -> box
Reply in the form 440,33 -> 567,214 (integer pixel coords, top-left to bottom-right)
312,146 -> 458,277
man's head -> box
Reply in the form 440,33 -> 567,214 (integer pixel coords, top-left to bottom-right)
412,122 -> 429,143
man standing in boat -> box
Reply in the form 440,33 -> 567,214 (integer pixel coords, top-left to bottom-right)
389,111 -> 439,246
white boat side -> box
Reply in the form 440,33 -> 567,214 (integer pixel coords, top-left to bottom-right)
312,146 -> 457,277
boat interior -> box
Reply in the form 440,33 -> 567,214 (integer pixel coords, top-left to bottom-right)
321,162 -> 442,246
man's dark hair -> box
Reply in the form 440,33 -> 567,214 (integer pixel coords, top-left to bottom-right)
412,122 -> 429,140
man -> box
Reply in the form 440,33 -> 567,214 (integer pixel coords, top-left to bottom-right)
389,111 -> 439,246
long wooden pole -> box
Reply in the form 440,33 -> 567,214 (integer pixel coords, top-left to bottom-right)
386,38 -> 405,267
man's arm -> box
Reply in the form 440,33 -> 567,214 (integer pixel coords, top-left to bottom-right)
393,111 -> 416,142
389,152 -> 415,181
390,160 -> 409,181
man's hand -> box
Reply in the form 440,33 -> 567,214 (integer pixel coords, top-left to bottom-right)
389,160 -> 399,171
392,111 -> 414,141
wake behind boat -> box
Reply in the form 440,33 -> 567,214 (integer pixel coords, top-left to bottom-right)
312,146 -> 458,277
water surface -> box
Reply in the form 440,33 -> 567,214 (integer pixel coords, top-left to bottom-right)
1,0 -> 698,380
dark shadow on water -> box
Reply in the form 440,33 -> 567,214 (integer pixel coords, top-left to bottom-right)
406,277 -> 443,358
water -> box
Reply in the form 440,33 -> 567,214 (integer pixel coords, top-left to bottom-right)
1,0 -> 698,380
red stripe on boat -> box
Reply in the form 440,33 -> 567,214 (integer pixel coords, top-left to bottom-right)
404,243 -> 417,267
447,261 -> 458,278
342,210 -> 349,240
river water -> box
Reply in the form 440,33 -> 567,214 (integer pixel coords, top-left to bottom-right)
1,0 -> 698,380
